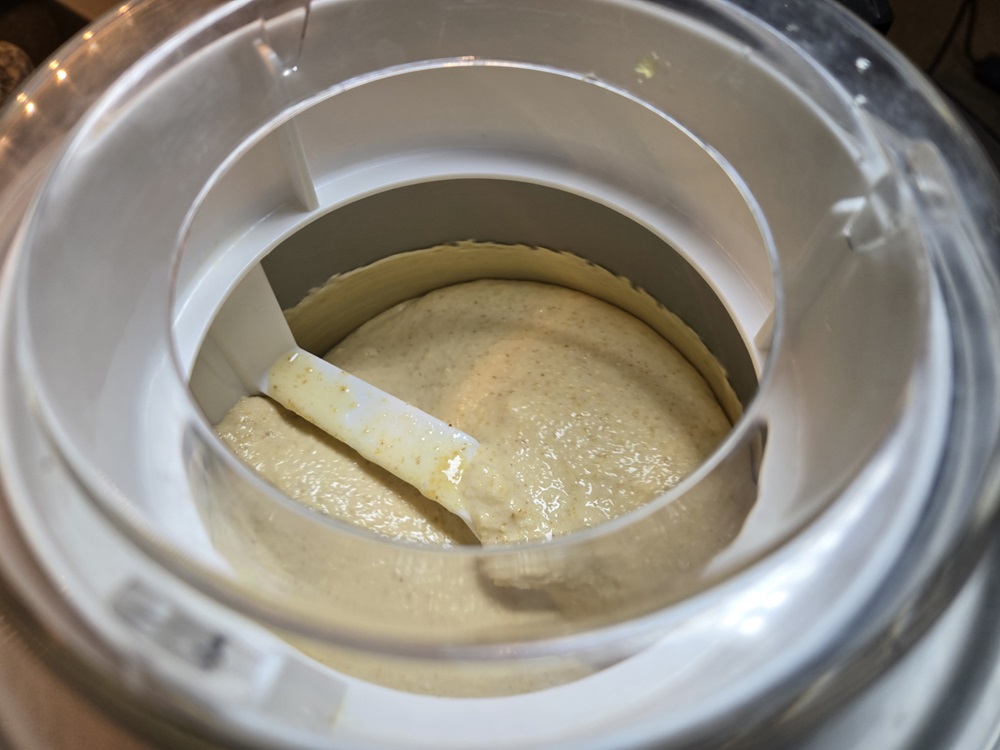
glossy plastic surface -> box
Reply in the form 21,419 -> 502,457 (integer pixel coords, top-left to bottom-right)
0,0 -> 998,747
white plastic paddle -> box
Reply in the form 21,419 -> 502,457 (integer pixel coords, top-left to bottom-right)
208,265 -> 479,529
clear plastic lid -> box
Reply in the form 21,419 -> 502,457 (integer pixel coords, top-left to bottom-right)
2,0 -> 1000,742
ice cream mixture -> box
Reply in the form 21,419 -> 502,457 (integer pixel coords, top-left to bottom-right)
219,278 -> 733,544
211,243 -> 754,695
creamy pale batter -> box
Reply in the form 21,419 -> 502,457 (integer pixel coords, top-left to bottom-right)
219,278 -> 732,546
212,243 -> 754,695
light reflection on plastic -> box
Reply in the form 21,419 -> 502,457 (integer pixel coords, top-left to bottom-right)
56,70 -> 68,82
762,589 -> 788,609
83,31 -> 94,40
48,60 -> 60,70
442,55 -> 477,68
740,616 -> 765,636
24,102 -> 36,116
